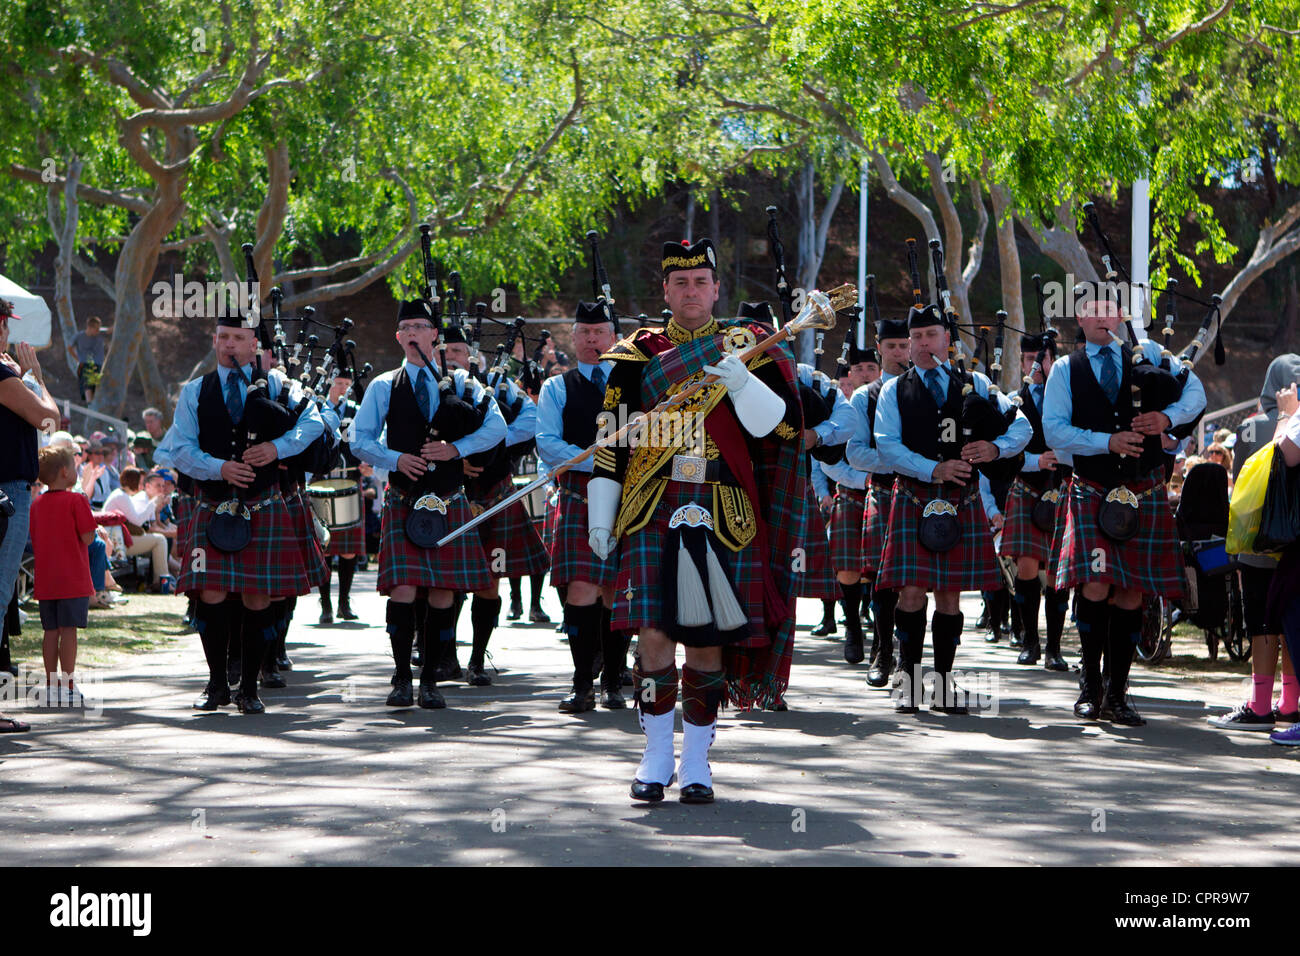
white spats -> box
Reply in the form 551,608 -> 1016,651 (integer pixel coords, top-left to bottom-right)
678,719 -> 716,789
635,708 -> 677,786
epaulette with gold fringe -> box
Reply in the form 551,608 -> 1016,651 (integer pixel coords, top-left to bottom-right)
599,329 -> 662,363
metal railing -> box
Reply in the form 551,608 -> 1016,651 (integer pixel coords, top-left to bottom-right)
1196,398 -> 1257,453
58,398 -> 128,443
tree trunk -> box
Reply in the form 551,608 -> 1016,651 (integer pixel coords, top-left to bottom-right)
990,184 -> 1024,385
794,158 -> 845,366
47,157 -> 85,375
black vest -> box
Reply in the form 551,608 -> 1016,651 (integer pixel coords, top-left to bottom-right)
195,370 -> 291,497
1068,347 -> 1164,486
865,376 -> 897,489
385,366 -> 472,496
896,366 -> 964,466
560,367 -> 605,449
1017,383 -> 1051,491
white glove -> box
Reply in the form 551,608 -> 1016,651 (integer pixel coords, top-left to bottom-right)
702,353 -> 750,395
587,476 -> 622,561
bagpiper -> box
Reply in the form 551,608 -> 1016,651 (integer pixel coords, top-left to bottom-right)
588,238 -> 807,804
351,299 -> 506,709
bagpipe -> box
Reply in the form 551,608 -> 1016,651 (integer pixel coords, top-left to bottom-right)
766,206 -> 796,329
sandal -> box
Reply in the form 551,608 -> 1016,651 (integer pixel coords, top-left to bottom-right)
0,717 -> 31,733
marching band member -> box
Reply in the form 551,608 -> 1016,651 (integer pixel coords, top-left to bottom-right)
318,369 -> 364,624
352,300 -> 506,710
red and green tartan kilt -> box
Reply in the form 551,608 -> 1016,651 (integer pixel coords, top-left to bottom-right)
539,488 -> 559,552
285,488 -> 329,589
828,485 -> 867,575
998,478 -> 1054,565
469,477 -> 551,577
549,472 -> 617,588
860,483 -> 893,577
175,489 -> 315,597
172,492 -> 196,557
877,477 -> 1003,594
612,479 -> 764,634
324,520 -> 365,557
377,489 -> 495,594
1046,477 -> 1072,584
1053,470 -> 1185,599
797,485 -> 840,599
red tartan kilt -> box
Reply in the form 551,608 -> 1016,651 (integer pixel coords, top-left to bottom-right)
549,472 -> 617,588
797,485 -> 839,599
285,489 -> 329,589
860,484 -> 892,576
377,490 -> 495,594
1054,471 -> 1185,599
828,486 -> 867,575
175,490 -> 316,597
325,521 -> 365,557
470,477 -> 551,576
998,478 -> 1054,565
1046,479 -> 1071,583
613,479 -> 764,636
877,477 -> 1003,593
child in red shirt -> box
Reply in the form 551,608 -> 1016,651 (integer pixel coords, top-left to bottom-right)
29,445 -> 96,706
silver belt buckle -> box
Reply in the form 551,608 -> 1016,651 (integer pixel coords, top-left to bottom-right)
671,455 -> 708,484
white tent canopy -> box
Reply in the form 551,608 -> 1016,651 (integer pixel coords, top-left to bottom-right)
0,275 -> 53,348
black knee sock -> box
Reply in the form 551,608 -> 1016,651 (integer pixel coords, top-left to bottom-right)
872,587 -> 898,660
509,577 -> 523,604
820,599 -> 836,627
531,574 -> 548,608
470,595 -> 501,664
1045,586 -> 1070,654
894,606 -> 927,704
386,600 -> 416,680
413,600 -> 428,660
337,557 -> 356,604
194,600 -> 231,687
599,605 -> 628,689
1107,606 -> 1142,699
860,578 -> 874,621
319,565 -> 333,609
840,581 -> 863,634
931,611 -> 963,674
240,606 -> 273,698
555,583 -> 568,608
1015,576 -> 1042,648
1075,596 -> 1111,691
563,602 -> 601,690
446,594 -> 466,665
424,603 -> 456,684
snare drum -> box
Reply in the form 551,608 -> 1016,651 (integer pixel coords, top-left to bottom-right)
306,478 -> 362,530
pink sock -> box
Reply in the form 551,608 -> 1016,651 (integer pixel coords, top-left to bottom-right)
1250,675 -> 1274,716
1279,676 -> 1299,714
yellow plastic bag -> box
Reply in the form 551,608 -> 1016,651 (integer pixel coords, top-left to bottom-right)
1227,443 -> 1276,554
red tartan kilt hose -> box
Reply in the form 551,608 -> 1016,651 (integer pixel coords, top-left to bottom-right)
549,472 -> 617,588
1053,470 -> 1185,599
377,489 -> 495,594
998,478 -> 1054,565
175,489 -> 316,597
860,483 -> 892,577
285,488 -> 329,589
797,485 -> 840,599
470,477 -> 551,577
828,485 -> 867,576
877,477 -> 1003,594
612,479 -> 764,635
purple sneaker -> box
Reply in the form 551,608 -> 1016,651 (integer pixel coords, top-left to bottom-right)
1268,723 -> 1300,746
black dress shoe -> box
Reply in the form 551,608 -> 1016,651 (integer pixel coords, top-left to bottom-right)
506,599 -> 523,621
811,621 -> 837,637
985,624 -> 1002,643
975,609 -> 989,630
1043,653 -> 1068,672
319,608 -> 334,625
410,644 -> 423,668
1073,685 -> 1101,720
1017,643 -> 1041,665
194,683 -> 231,711
630,779 -> 666,802
235,692 -> 265,714
418,682 -> 446,709
387,676 -> 414,707
1008,629 -> 1023,649
530,606 -> 552,624
621,668 -> 634,688
277,652 -> 292,671
466,661 -> 492,687
844,627 -> 865,665
227,658 -> 241,686
260,666 -> 286,689
338,602 -> 358,621
679,783 -> 714,804
601,687 -> 627,709
866,661 -> 891,688
1101,695 -> 1146,726
558,686 -> 596,713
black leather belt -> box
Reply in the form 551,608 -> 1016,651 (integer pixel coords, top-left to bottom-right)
654,455 -> 738,485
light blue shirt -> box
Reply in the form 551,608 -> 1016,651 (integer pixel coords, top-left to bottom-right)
168,364 -> 325,482
485,376 -> 538,447
846,369 -> 898,474
152,427 -> 177,469
351,361 -> 507,473
874,364 -> 1031,483
797,364 -> 855,447
1042,339 -> 1206,458
535,360 -> 614,474
810,455 -> 830,498
820,457 -> 867,491
979,472 -> 1000,520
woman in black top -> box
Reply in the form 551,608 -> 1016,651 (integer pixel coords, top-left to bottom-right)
0,298 -> 60,732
